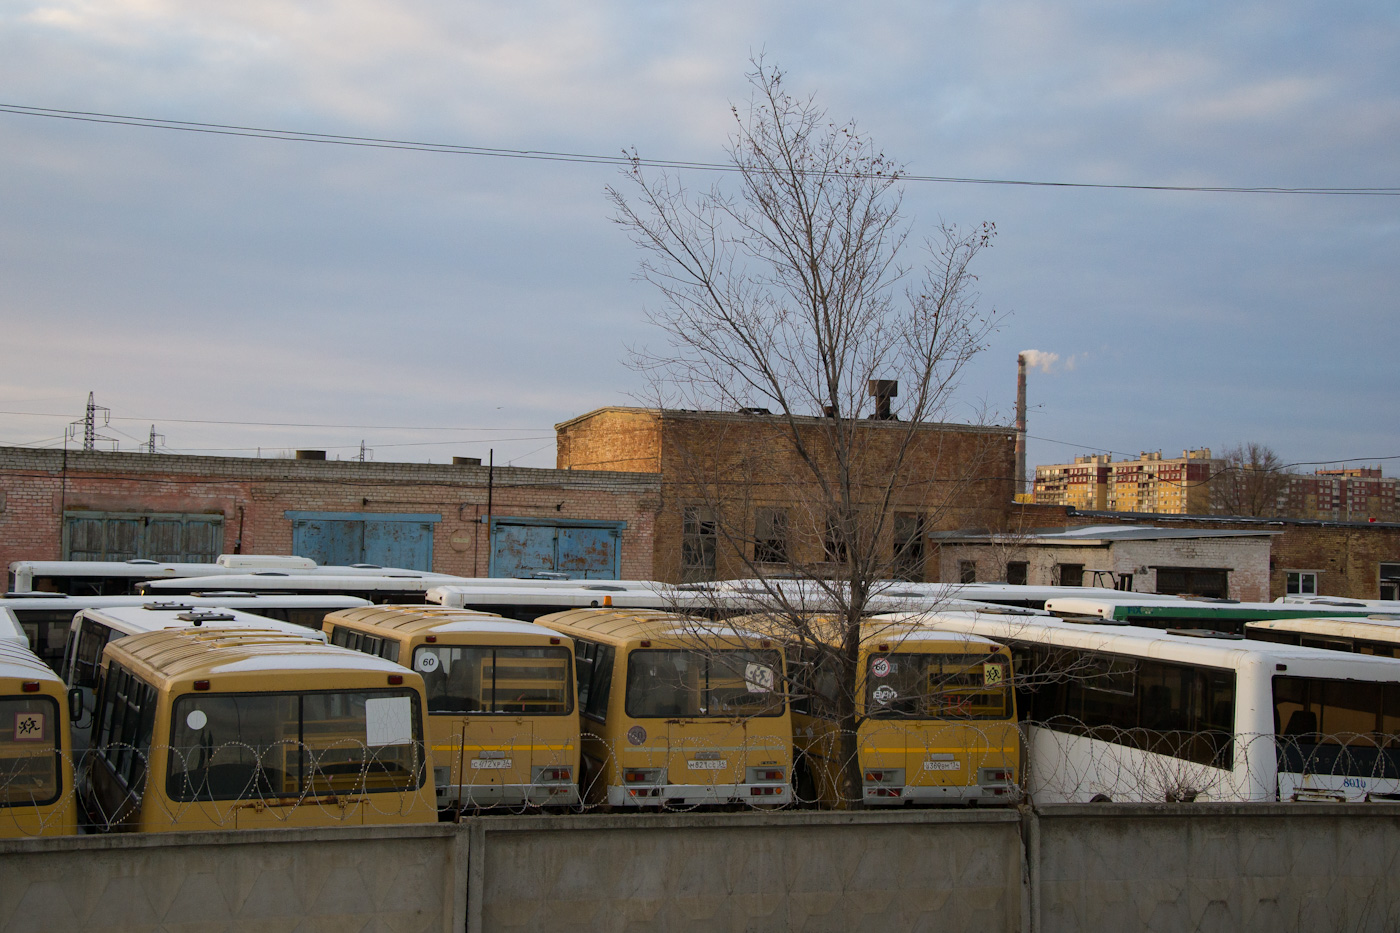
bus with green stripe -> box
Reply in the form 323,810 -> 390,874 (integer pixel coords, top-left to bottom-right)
1044,596 -> 1393,635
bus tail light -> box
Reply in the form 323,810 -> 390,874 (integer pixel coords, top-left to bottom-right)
534,767 -> 572,783
746,766 -> 786,783
388,675 -> 403,685
979,768 -> 1013,784
624,768 -> 663,784
21,682 -> 40,693
193,680 -> 210,691
864,768 -> 904,787
750,786 -> 782,796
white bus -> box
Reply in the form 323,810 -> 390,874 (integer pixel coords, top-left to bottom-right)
878,609 -> 1400,804
1044,596 -> 1386,635
140,571 -> 469,604
8,554 -> 452,596
425,579 -> 1054,623
0,593 -> 369,672
1245,616 -> 1400,659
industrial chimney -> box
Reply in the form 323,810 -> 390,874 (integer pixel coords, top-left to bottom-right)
1015,354 -> 1028,497
868,380 -> 898,420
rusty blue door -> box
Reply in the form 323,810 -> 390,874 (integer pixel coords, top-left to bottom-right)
286,511 -> 439,571
489,519 -> 624,579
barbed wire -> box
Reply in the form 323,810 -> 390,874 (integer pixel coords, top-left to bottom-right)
7,722 -> 1400,836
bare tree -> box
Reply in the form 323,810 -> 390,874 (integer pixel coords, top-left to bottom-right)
1212,442 -> 1289,517
608,60 -> 1002,805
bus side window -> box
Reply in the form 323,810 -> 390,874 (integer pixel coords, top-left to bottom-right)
585,644 -> 614,721
74,621 -> 110,689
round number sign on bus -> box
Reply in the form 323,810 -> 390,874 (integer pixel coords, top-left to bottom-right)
872,657 -> 891,678
415,653 -> 440,673
626,725 -> 647,746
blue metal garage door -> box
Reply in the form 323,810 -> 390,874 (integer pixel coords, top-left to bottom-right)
489,518 -> 624,580
286,511 -> 439,571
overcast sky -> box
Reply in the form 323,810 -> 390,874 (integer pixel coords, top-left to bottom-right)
1,1 -> 1395,477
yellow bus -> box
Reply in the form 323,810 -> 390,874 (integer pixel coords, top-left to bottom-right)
82,627 -> 436,832
770,616 -> 1019,807
323,605 -> 580,810
533,608 -> 792,808
0,640 -> 77,836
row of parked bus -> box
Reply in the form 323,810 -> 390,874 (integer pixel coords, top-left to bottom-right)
7,568 -> 1400,838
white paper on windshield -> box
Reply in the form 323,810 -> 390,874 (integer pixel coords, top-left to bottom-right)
745,663 -> 775,693
365,696 -> 413,746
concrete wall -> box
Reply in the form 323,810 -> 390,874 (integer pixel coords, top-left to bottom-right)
5,804 -> 1400,932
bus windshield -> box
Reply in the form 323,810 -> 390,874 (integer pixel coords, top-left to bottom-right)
0,697 -> 61,806
1274,676 -> 1400,776
166,690 -> 424,801
624,649 -> 784,719
412,646 -> 573,715
866,653 -> 1012,720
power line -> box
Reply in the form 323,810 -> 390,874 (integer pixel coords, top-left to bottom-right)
0,408 -> 549,432
2,103 -> 1397,197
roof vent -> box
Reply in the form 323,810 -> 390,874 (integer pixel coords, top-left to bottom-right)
177,610 -> 236,624
1166,628 -> 1244,640
143,602 -> 194,611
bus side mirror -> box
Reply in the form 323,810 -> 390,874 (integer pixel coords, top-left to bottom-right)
68,688 -> 83,721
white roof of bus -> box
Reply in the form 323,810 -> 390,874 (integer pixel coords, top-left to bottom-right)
76,605 -> 329,640
1245,616 -> 1400,640
874,609 -> 1400,678
0,639 -> 61,682
1275,595 -> 1400,611
144,571 -> 468,593
0,608 -> 30,648
420,618 -> 565,638
0,594 -> 370,612
1044,596 -> 1299,617
426,582 -> 1038,616
697,579 -> 1187,606
7,554 -> 456,583
207,649 -> 407,675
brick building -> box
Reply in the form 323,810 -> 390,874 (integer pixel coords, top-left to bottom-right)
556,406 -> 1017,583
1278,467 -> 1400,522
0,447 -> 659,580
931,524 -> 1276,601
1006,503 -> 1400,602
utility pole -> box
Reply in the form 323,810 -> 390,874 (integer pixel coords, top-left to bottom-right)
82,392 -> 111,451
143,425 -> 165,454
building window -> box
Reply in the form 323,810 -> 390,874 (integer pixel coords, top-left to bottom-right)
753,508 -> 789,564
1114,573 -> 1134,592
1379,564 -> 1399,601
1057,564 -> 1084,587
823,517 -> 849,564
892,512 -> 927,582
1156,567 -> 1229,599
1005,561 -> 1028,586
64,511 -> 223,563
681,506 -> 717,582
959,561 -> 977,584
1285,571 -> 1317,596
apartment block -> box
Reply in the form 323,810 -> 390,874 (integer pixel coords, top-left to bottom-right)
1279,467 -> 1400,522
1033,455 -> 1111,510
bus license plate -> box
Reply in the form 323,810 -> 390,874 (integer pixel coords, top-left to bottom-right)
924,760 -> 961,771
688,759 -> 727,770
471,758 -> 513,769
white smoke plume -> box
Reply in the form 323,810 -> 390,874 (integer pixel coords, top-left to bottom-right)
1020,349 -> 1060,373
